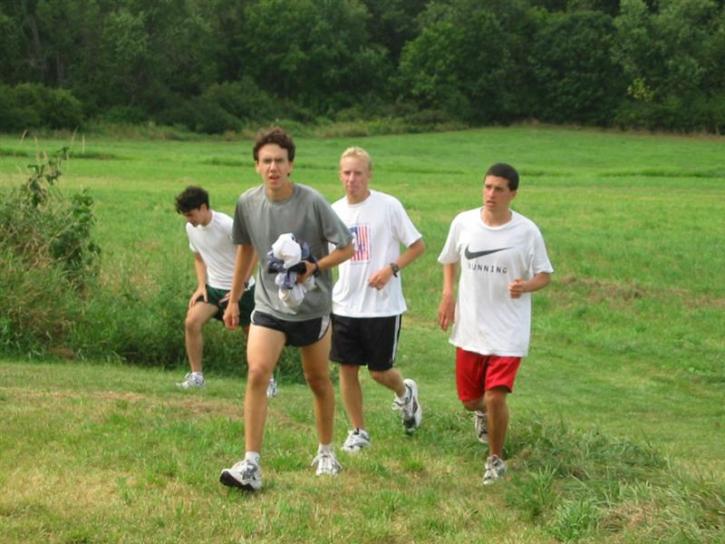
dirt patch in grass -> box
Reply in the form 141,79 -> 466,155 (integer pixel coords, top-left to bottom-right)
556,274 -> 724,309
3,386 -> 244,419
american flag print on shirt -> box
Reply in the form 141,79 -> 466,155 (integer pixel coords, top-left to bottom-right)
350,224 -> 371,262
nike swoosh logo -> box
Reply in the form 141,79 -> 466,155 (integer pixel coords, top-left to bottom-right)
464,246 -> 510,260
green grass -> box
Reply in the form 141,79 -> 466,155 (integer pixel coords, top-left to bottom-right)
1,125 -> 723,542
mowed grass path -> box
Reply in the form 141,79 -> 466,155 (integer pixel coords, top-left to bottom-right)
1,126 -> 723,542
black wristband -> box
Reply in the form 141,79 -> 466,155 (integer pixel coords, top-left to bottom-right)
389,262 -> 400,277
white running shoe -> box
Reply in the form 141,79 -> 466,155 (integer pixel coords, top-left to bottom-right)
393,379 -> 422,433
474,410 -> 488,443
341,429 -> 371,453
219,459 -> 262,491
266,377 -> 278,398
483,454 -> 507,485
177,372 -> 205,390
311,451 -> 342,476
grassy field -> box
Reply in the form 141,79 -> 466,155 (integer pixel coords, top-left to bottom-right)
1,126 -> 723,542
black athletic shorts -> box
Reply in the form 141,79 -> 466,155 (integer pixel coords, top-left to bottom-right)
330,314 -> 402,371
251,310 -> 330,347
195,284 -> 255,325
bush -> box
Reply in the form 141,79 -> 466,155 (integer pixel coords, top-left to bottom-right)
4,83 -> 85,130
0,148 -> 100,354
0,83 -> 26,130
202,78 -> 277,123
614,93 -> 725,133
0,246 -> 81,354
67,255 -> 304,382
102,105 -> 148,124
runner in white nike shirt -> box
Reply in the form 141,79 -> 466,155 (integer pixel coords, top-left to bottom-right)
437,162 -> 553,486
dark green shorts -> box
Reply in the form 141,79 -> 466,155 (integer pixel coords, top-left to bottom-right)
195,284 -> 255,325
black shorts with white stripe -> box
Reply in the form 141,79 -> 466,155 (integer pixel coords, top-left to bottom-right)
330,314 -> 402,371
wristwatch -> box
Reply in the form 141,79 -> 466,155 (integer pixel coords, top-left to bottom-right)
389,262 -> 400,277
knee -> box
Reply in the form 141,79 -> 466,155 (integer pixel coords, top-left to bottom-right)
340,365 -> 358,381
369,369 -> 387,384
462,398 -> 481,412
247,364 -> 271,388
304,369 -> 331,394
484,389 -> 508,411
184,314 -> 203,334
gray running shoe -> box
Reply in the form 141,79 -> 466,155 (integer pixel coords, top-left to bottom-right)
311,451 -> 342,476
474,410 -> 488,443
393,379 -> 422,433
220,459 -> 262,491
483,454 -> 507,485
341,429 -> 371,453
266,377 -> 278,398
177,372 -> 205,390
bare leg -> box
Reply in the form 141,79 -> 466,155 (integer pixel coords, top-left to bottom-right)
300,328 -> 335,445
462,397 -> 486,412
369,368 -> 406,398
484,387 -> 509,458
184,302 -> 218,373
339,364 -> 364,429
244,325 -> 285,453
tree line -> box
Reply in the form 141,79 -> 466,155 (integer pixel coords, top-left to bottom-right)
1,0 -> 723,134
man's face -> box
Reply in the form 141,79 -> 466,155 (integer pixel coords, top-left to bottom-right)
483,175 -> 517,212
255,143 -> 293,191
183,205 -> 210,227
339,156 -> 371,203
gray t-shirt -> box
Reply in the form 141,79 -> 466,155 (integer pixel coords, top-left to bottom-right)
232,183 -> 353,321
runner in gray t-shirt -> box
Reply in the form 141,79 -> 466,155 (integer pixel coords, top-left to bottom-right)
219,127 -> 353,492
231,182 -> 350,320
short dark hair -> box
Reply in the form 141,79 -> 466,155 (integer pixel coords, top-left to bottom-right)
253,127 -> 296,162
175,185 -> 209,213
485,163 -> 519,191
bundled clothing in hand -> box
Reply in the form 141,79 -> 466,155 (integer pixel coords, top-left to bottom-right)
266,233 -> 318,309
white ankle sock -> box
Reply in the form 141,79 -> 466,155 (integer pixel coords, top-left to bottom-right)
245,451 -> 260,465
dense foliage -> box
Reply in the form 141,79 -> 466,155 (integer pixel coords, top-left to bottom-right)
1,0 -> 723,132
0,148 -> 100,354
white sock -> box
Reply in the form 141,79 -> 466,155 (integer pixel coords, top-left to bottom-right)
245,451 -> 260,465
317,443 -> 332,455
192,371 -> 203,378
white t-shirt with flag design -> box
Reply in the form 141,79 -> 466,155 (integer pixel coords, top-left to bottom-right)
332,190 -> 422,317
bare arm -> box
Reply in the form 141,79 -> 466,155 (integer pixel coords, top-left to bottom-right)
299,242 -> 355,282
509,272 -> 551,299
223,244 -> 256,329
189,253 -> 208,308
368,238 -> 426,290
437,262 -> 458,331
240,247 -> 258,288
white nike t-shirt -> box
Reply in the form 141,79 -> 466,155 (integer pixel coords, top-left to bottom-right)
438,209 -> 553,356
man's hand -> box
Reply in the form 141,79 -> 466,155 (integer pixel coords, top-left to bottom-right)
297,260 -> 319,283
437,294 -> 455,331
509,278 -> 526,299
367,265 -> 394,290
189,286 -> 207,308
223,301 -> 240,330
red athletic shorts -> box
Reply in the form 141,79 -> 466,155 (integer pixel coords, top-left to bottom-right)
455,348 -> 522,402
